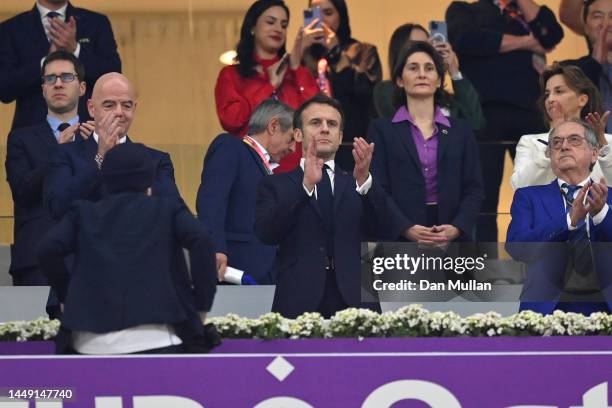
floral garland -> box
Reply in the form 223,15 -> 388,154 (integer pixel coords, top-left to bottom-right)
1,306 -> 611,342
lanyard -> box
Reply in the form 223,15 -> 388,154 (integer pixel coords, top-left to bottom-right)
243,136 -> 273,175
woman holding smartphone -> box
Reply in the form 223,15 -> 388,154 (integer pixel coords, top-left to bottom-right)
372,23 -> 485,132
368,41 -> 483,243
301,0 -> 382,170
511,63 -> 612,190
215,0 -> 318,173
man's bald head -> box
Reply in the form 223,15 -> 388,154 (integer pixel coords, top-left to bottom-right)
88,72 -> 138,138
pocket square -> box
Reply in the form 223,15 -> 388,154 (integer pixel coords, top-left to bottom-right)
78,38 -> 90,43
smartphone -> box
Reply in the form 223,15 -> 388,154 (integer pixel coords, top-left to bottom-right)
276,52 -> 290,75
304,6 -> 322,28
429,20 -> 448,45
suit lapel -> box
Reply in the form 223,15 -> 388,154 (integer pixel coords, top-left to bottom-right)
436,123 -> 451,162
28,5 -> 51,49
541,180 -> 566,226
35,122 -> 58,150
244,142 -> 269,176
396,121 -> 422,169
333,165 -> 350,214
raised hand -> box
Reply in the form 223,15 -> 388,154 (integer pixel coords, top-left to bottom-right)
58,123 -> 79,144
320,22 -> 339,51
96,112 -> 122,156
48,16 -> 78,53
352,137 -> 373,186
585,111 -> 610,146
591,24 -> 609,64
268,58 -> 288,90
303,136 -> 323,193
569,183 -> 592,227
433,42 -> 460,77
78,120 -> 96,139
587,178 -> 608,217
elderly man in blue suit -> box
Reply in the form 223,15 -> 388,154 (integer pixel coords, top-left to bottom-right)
196,99 -> 296,285
507,118 -> 612,315
0,0 -> 121,130
255,95 -> 389,319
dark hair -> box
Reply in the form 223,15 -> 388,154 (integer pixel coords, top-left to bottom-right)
391,41 -> 450,109
41,50 -> 85,81
538,63 -> 603,124
388,23 -> 428,78
309,0 -> 352,46
293,94 -> 345,132
235,0 -> 290,78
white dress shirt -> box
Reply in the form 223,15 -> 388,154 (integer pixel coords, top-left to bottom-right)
299,158 -> 372,197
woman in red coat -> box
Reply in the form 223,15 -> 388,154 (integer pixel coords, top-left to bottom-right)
215,0 -> 319,173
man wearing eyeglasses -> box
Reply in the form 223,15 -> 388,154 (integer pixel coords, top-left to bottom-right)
506,118 -> 612,315
0,0 -> 121,131
5,50 -> 91,286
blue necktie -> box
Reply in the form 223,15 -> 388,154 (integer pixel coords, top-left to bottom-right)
317,164 -> 334,257
561,183 -> 594,277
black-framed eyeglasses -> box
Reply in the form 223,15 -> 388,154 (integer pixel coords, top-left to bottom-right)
41,73 -> 78,85
550,135 -> 587,150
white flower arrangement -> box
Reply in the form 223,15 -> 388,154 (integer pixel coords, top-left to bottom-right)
1,307 -> 611,342
0,318 -> 60,342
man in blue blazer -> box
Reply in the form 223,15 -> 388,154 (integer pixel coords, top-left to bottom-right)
255,95 -> 389,319
5,51 -> 90,286
196,99 -> 296,284
0,0 -> 121,130
38,143 -> 217,354
506,119 -> 612,315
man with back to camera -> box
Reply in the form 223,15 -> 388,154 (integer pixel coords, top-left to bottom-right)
5,50 -> 93,286
38,143 -> 217,354
507,119 -> 612,315
255,94 -> 390,319
0,0 -> 121,130
196,98 -> 296,285
43,72 -> 214,348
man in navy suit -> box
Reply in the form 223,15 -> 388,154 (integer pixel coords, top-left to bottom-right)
44,72 -> 179,220
507,119 -> 612,315
5,50 -> 92,286
0,0 -> 121,130
255,95 -> 389,318
196,99 -> 296,285
38,143 -> 217,354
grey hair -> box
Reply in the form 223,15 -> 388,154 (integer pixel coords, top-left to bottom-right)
548,118 -> 599,151
247,98 -> 294,135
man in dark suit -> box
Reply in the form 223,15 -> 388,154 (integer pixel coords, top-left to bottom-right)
446,0 -> 564,243
5,50 -> 92,286
255,94 -> 389,319
0,0 -> 121,130
507,119 -> 612,315
44,72 -> 179,220
38,143 -> 217,354
196,99 -> 295,285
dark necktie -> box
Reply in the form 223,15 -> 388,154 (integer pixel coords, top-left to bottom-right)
46,11 -> 60,20
561,183 -> 594,277
317,164 -> 334,257
57,122 -> 71,132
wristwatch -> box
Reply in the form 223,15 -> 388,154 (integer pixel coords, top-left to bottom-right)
600,144 -> 610,157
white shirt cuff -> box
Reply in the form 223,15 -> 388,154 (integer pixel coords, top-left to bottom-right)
303,183 -> 315,197
73,42 -> 80,57
355,173 -> 372,195
567,213 -> 577,230
592,204 -> 609,225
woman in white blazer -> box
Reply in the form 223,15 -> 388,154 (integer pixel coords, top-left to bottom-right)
511,63 -> 612,190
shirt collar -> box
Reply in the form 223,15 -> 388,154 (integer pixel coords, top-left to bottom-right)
557,176 -> 592,191
93,132 -> 127,145
37,1 -> 68,19
246,135 -> 271,162
391,105 -> 452,128
300,158 -> 335,173
47,114 -> 78,132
